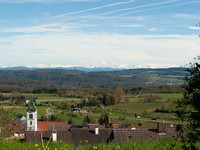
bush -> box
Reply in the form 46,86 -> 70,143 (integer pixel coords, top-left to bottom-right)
68,118 -> 77,124
143,94 -> 162,102
118,115 -> 126,120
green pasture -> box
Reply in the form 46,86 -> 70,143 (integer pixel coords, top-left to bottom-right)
127,93 -> 182,102
152,93 -> 182,100
36,98 -> 80,102
164,102 -> 178,112
54,113 -> 98,124
105,101 -> 164,113
5,106 -> 47,119
2,93 -> 81,102
141,112 -> 177,121
0,137 -> 192,150
54,113 -> 84,124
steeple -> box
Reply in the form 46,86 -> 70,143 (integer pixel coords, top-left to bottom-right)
27,99 -> 37,112
27,98 -> 37,131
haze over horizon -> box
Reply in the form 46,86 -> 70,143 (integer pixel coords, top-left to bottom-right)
0,0 -> 199,68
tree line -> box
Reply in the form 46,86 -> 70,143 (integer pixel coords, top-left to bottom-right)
0,68 -> 186,92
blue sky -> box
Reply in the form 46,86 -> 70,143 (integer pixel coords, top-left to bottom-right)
0,0 -> 199,68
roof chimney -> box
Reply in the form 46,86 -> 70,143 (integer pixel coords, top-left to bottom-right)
95,128 -> 99,135
52,131 -> 57,142
157,122 -> 166,132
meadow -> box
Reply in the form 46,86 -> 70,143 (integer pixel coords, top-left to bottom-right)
1,92 -> 182,126
0,137 -> 189,150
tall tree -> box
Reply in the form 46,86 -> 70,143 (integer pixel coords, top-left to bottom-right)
176,56 -> 200,149
83,115 -> 91,124
0,108 -> 16,141
0,91 -> 3,101
113,88 -> 125,104
98,113 -> 112,128
67,101 -> 71,110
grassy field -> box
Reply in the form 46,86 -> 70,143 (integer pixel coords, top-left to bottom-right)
105,101 -> 164,113
0,137 -> 197,150
5,106 -> 47,119
54,113 -> 84,124
2,93 -> 81,102
152,93 -> 182,100
1,92 -> 182,125
127,93 -> 182,102
141,112 -> 177,121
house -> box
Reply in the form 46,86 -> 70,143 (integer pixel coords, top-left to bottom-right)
23,99 -> 178,144
72,108 -> 87,113
26,128 -> 113,144
13,123 -> 26,137
19,116 -> 27,124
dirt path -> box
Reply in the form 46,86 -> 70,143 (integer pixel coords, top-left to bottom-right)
0,106 -> 24,109
145,101 -> 173,114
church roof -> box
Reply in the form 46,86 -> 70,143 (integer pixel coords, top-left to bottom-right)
27,99 -> 37,112
37,121 -> 68,131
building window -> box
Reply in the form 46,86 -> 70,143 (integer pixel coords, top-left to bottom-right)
30,121 -> 32,125
29,114 -> 33,119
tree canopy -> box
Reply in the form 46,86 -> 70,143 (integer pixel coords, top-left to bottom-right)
176,56 -> 200,149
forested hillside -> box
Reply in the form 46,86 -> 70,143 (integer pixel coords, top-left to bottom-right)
0,67 -> 187,92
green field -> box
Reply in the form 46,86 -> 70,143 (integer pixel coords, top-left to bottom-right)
141,112 -> 177,121
127,93 -> 182,102
3,93 -> 81,102
5,106 -> 47,119
152,93 -> 182,100
54,113 -> 84,124
1,92 -> 182,125
0,137 -> 198,150
105,101 -> 164,113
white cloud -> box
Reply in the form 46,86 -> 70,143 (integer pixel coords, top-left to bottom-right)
0,32 -> 198,68
188,26 -> 200,30
148,28 -> 163,32
0,23 -> 96,33
115,24 -> 143,28
173,13 -> 199,19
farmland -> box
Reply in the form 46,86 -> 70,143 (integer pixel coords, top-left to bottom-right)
1,92 -> 182,127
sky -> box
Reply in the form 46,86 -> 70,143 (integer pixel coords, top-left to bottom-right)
0,0 -> 200,68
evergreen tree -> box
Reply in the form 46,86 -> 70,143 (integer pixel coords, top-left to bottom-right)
83,115 -> 91,124
98,113 -> 112,128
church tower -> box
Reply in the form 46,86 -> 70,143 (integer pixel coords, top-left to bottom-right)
27,99 -> 37,131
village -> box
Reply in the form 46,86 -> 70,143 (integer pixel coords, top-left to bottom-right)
7,98 -> 178,145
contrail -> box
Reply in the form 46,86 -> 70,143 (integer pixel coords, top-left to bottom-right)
98,0 -> 179,16
55,0 -> 136,17
118,0 -> 200,16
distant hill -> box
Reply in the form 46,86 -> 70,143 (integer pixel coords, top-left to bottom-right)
0,66 -> 124,72
0,67 -> 187,91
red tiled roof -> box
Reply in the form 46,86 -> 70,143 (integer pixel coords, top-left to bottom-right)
112,124 -> 121,128
13,123 -> 26,133
37,121 -> 68,131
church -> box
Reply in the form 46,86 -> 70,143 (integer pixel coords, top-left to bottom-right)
26,99 -> 68,132
13,99 -> 178,144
